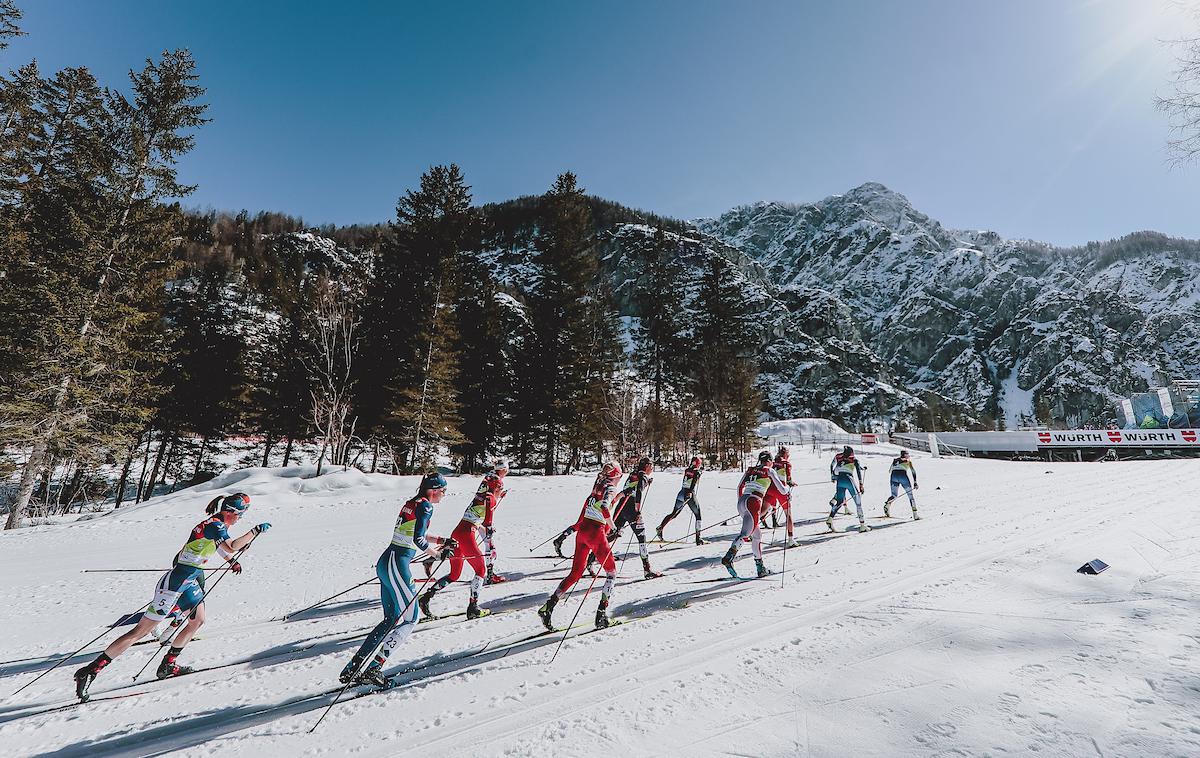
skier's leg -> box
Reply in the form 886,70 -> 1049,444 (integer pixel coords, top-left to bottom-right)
659,491 -> 686,533
593,529 -> 618,626
688,493 -> 703,540
374,555 -> 419,665
554,532 -> 592,596
171,600 -> 205,648
749,496 -> 764,559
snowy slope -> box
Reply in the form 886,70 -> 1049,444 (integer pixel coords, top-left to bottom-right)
2,458 -> 1199,757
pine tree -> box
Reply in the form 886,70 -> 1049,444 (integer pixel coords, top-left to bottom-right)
690,255 -> 762,467
452,257 -> 512,471
527,172 -> 600,474
2,50 -> 207,528
632,226 -> 689,460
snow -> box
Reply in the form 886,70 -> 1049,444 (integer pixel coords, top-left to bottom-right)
758,417 -> 849,439
2,458 -> 1199,756
999,360 -> 1037,429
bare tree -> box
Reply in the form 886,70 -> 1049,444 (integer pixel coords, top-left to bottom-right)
1158,8 -> 1200,164
307,275 -> 360,475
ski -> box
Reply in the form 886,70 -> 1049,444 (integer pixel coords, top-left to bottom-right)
418,608 -> 494,624
0,691 -> 147,724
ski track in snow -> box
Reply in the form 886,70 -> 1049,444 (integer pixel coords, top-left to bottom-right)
0,452 -> 1198,757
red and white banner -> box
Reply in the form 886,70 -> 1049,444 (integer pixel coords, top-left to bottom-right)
860,434 -> 878,444
1035,429 -> 1199,447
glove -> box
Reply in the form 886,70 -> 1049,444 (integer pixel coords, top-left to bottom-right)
499,489 -> 509,499
230,561 -> 243,575
253,522 -> 272,535
914,483 -> 920,490
485,526 -> 495,541
437,537 -> 458,561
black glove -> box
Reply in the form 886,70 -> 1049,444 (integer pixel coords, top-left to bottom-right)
485,526 -> 495,541
230,561 -> 243,575
437,537 -> 458,561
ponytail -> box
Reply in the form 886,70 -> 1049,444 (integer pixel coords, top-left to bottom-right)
205,496 -> 222,516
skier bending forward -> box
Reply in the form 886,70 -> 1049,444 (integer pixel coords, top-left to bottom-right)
420,459 -> 509,621
73,493 -> 269,701
884,449 -> 920,520
721,450 -> 787,579
339,473 -> 456,687
607,456 -> 663,579
539,462 -> 623,630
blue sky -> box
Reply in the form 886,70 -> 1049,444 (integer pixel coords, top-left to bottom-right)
9,0 -> 1198,245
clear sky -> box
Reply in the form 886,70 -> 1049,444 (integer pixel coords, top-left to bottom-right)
9,0 -> 1198,245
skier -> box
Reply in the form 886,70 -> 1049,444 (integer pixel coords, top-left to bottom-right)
826,445 -> 868,532
763,446 -> 798,546
720,451 -> 787,578
419,459 -> 509,621
656,455 -> 705,545
339,473 -> 457,687
607,456 -> 663,579
538,462 -> 623,630
552,466 -> 616,559
73,493 -> 269,701
884,449 -> 920,520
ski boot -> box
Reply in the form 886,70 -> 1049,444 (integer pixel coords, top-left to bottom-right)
642,558 -> 664,580
73,655 -> 108,703
770,512 -> 781,529
357,661 -> 388,688
912,508 -> 921,521
857,520 -> 871,533
156,660 -> 194,680
840,504 -> 850,516
552,533 -> 567,559
537,594 -> 558,631
595,598 -> 611,629
825,515 -> 834,532
485,570 -> 507,585
695,534 -> 707,546
466,600 -> 485,620
883,497 -> 894,518
756,559 -> 771,578
654,527 -> 665,542
418,588 -> 436,620
785,536 -> 800,548
339,655 -> 366,684
720,548 -> 738,578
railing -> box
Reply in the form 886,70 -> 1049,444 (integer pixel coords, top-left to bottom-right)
890,433 -> 971,458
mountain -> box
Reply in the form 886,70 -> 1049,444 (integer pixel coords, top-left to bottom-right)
695,183 -> 1200,428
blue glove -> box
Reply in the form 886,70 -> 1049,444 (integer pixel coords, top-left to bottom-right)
253,522 -> 272,535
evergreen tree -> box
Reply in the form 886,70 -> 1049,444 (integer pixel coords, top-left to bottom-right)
452,256 -> 512,471
527,172 -> 600,474
1,50 -> 207,528
632,226 -> 689,459
690,255 -> 762,467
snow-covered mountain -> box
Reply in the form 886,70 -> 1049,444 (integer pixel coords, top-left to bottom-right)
695,183 -> 1200,428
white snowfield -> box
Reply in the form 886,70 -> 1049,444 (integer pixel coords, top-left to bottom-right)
1,451 -> 1198,757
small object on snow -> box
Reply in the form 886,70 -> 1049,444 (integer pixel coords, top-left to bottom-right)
1076,559 -> 1109,575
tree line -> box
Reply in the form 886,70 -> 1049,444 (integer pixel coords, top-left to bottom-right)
0,3 -> 763,527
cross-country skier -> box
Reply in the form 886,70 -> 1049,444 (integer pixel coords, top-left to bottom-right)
419,460 -> 509,621
656,455 -> 705,545
552,467 -> 613,559
720,451 -> 787,578
607,456 -> 663,579
73,493 -> 269,701
338,473 -> 457,687
538,462 -> 623,630
764,446 -> 798,546
826,445 -> 868,532
884,449 -> 920,520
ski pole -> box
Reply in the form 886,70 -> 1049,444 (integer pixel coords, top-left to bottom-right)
131,533 -> 261,682
548,566 -> 602,665
275,577 -> 378,622
6,603 -> 151,699
82,568 -> 235,574
657,515 -> 736,549
528,530 -> 563,554
310,554 -> 449,733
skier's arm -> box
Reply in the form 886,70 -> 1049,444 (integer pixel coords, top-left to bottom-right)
767,466 -> 787,493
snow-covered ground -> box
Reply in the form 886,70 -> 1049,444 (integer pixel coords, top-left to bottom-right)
1,450 -> 1198,757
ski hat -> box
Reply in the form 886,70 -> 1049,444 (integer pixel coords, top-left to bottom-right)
757,450 -> 772,464
638,456 -> 653,472
899,449 -> 909,459
420,472 -> 448,492
690,455 -> 703,468
220,493 -> 251,514
777,446 -> 790,460
602,461 -> 623,480
842,445 -> 854,457
493,458 -> 510,473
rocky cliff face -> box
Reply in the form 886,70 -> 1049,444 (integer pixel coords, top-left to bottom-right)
695,183 -> 1200,427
